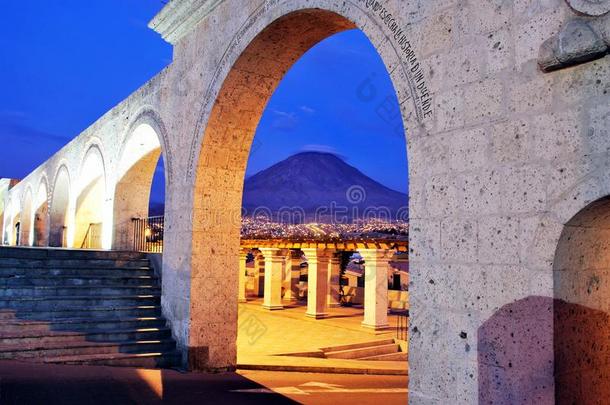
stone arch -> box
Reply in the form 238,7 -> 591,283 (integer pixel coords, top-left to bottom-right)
20,186 -> 33,246
74,144 -> 107,249
552,195 -> 610,403
112,114 -> 167,250
183,5 -> 418,370
49,164 -> 71,247
33,175 -> 50,246
1,197 -> 10,245
9,195 -> 21,246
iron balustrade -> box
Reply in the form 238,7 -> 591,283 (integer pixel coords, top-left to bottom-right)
81,223 -> 102,249
132,216 -> 164,253
396,309 -> 408,341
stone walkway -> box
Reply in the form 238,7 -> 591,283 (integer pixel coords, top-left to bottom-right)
236,299 -> 407,374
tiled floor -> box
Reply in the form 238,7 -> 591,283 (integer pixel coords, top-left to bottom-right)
237,298 -> 404,358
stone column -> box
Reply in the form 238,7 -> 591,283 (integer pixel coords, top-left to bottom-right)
253,252 -> 264,297
283,250 -> 302,302
238,250 -> 248,303
302,248 -> 329,319
360,249 -> 392,331
327,252 -> 342,308
259,248 -> 286,310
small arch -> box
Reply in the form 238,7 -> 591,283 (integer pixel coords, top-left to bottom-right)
20,186 -> 33,246
112,122 -> 163,250
49,165 -> 71,247
33,176 -> 49,246
553,196 -> 610,403
74,145 -> 106,249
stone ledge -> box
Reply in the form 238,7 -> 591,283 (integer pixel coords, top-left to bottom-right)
148,0 -> 224,45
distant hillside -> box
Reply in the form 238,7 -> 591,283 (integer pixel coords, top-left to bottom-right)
242,152 -> 407,223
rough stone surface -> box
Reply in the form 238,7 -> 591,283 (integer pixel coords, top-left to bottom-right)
0,0 -> 609,402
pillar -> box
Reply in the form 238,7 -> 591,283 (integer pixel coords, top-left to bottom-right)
238,250 -> 248,303
360,249 -> 392,331
327,252 -> 342,308
259,248 -> 286,310
253,252 -> 264,297
303,248 -> 329,319
283,250 -> 302,302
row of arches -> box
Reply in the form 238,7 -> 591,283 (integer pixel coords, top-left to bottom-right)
2,121 -> 166,251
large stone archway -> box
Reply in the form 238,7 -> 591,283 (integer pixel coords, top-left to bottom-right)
173,4 -> 421,373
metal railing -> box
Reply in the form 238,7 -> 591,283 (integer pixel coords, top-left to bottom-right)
396,310 -> 408,341
132,216 -> 164,253
81,223 -> 102,249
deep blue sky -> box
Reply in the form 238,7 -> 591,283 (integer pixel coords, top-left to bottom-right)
0,1 -> 408,206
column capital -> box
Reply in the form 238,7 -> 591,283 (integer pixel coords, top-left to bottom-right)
301,247 -> 330,258
359,248 -> 394,262
258,247 -> 289,260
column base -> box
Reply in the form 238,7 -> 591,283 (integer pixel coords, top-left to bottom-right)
306,312 -> 329,319
262,304 -> 284,310
361,322 -> 390,331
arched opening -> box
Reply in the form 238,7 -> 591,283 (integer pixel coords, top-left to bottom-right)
20,188 -> 33,246
12,212 -> 21,247
33,179 -> 49,247
49,166 -> 71,247
74,146 -> 106,249
189,9 -> 411,370
553,196 -> 610,403
112,122 -> 163,251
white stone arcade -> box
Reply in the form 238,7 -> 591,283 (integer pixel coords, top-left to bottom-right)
0,0 -> 609,403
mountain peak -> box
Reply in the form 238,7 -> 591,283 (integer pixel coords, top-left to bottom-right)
243,152 -> 407,223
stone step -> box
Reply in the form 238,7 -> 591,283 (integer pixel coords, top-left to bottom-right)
0,247 -> 178,369
44,350 -> 182,368
0,274 -> 158,287
0,339 -> 176,360
320,339 -> 396,353
0,258 -> 150,269
324,343 -> 400,360
0,285 -> 161,298
0,317 -> 166,334
0,267 -> 153,277
359,352 -> 408,361
0,327 -> 172,345
0,306 -> 162,321
0,247 -> 148,261
0,295 -> 161,310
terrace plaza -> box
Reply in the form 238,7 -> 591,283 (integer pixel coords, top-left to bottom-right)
2,0 -> 610,403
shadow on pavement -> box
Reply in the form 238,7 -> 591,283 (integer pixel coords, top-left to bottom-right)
0,360 -> 296,405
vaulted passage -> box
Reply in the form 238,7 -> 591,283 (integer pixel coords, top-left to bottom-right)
112,123 -> 164,251
74,147 -> 106,249
33,180 -> 49,247
49,166 -> 70,247
554,196 -> 610,403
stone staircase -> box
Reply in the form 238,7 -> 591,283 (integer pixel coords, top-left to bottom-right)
320,338 -> 407,361
0,247 -> 181,368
